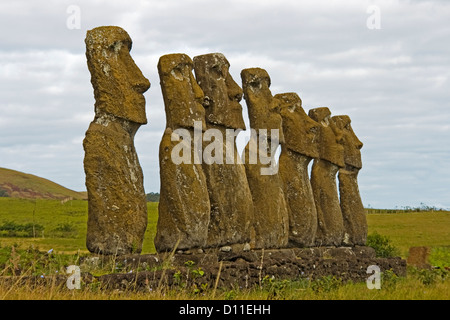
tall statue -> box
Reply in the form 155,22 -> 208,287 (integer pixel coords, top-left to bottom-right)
193,53 -> 254,248
308,107 -> 345,246
241,68 -> 289,249
276,93 -> 320,247
333,115 -> 367,246
83,26 -> 149,255
155,53 -> 210,252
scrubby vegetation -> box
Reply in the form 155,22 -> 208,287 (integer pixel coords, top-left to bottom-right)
0,221 -> 45,238
0,243 -> 448,300
0,188 -> 8,197
0,198 -> 449,300
366,231 -> 400,258
146,192 -> 160,202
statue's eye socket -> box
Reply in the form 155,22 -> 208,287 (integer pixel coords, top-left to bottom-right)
211,65 -> 225,78
171,66 -> 184,80
109,41 -> 125,53
249,80 -> 260,88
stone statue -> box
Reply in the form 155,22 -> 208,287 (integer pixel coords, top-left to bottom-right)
241,68 -> 289,249
333,115 -> 367,246
155,53 -> 210,252
308,107 -> 345,246
276,93 -> 320,247
193,53 -> 254,248
83,26 -> 149,255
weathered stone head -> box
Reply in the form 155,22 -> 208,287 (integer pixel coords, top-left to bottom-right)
193,53 -> 246,130
275,92 -> 320,159
241,68 -> 284,143
332,115 -> 363,170
158,53 -> 206,131
85,26 -> 150,124
308,107 -> 344,168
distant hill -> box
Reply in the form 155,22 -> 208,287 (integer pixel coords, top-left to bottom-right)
0,167 -> 86,200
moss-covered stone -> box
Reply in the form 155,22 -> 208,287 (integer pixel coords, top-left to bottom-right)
155,54 -> 210,252
333,115 -> 367,246
83,26 -> 149,255
241,68 -> 289,249
193,53 -> 253,248
309,107 -> 344,246
276,93 -> 319,247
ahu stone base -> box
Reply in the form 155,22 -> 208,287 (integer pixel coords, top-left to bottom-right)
89,246 -> 406,291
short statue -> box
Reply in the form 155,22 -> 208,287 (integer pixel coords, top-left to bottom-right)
333,115 -> 367,246
193,53 -> 254,248
241,68 -> 289,249
308,107 -> 345,246
276,93 -> 320,247
155,53 -> 210,252
83,26 -> 150,255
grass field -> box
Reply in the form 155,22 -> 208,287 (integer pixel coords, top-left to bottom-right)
0,198 -> 449,300
0,198 -> 158,254
367,211 -> 450,263
1,198 -> 449,259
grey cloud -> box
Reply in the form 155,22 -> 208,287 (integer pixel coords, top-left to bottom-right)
1,0 -> 449,209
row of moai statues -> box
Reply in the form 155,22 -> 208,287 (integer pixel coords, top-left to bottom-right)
83,26 -> 367,255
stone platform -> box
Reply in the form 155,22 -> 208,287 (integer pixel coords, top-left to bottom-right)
90,246 -> 406,291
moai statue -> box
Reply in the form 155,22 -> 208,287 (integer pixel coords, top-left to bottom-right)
332,115 -> 367,246
83,26 -> 150,255
193,53 -> 254,249
308,107 -> 345,247
276,93 -> 320,247
241,68 -> 289,249
154,53 -> 210,252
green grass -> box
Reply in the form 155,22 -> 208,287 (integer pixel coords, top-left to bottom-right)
1,199 -> 449,300
367,211 -> 450,261
143,202 -> 158,253
0,241 -> 448,300
0,198 -> 159,254
0,251 -> 448,300
0,198 -> 88,253
2,198 -> 449,261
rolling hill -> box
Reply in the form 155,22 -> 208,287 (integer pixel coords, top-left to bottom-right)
0,167 -> 86,200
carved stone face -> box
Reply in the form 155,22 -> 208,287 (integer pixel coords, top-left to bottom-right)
308,107 -> 344,168
332,115 -> 363,169
241,68 -> 284,143
158,53 -> 206,131
85,26 -> 150,124
275,92 -> 319,159
193,53 -> 246,130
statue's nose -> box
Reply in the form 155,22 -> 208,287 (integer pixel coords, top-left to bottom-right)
133,77 -> 150,94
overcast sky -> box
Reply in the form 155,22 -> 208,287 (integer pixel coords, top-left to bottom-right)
1,0 -> 449,209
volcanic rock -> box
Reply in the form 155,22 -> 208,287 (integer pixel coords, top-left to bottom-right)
155,53 -> 210,252
308,107 -> 345,246
276,93 -> 320,247
83,26 -> 149,255
241,68 -> 289,249
333,115 -> 367,246
193,53 -> 254,247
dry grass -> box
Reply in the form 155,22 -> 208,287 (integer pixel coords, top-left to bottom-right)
1,199 -> 449,300
1,268 -> 449,300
